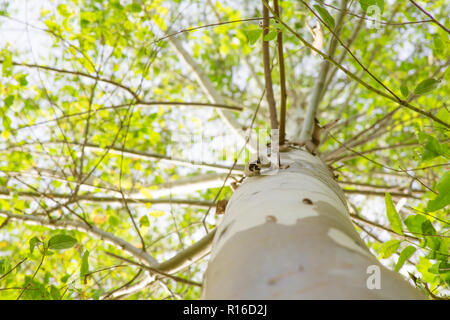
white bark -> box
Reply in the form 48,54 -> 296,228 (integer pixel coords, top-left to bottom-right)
202,150 -> 425,299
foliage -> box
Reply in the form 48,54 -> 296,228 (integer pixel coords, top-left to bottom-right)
0,0 -> 448,299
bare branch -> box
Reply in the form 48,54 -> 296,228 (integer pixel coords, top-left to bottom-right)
409,0 -> 449,34
158,229 -> 216,274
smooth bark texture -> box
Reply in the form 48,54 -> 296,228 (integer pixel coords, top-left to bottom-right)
202,150 -> 425,299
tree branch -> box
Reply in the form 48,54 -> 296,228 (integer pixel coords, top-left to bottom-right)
262,0 -> 279,131
409,0 -> 449,34
274,0 -> 287,145
7,140 -> 245,173
158,229 -> 216,274
0,210 -> 159,267
299,0 -> 348,142
0,189 -> 214,208
263,5 -> 450,128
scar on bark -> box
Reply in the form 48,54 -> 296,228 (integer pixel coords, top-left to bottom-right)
215,199 -> 228,215
302,198 -> 313,205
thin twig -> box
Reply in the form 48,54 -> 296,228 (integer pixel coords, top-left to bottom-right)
264,5 -> 450,128
409,0 -> 449,34
0,258 -> 27,281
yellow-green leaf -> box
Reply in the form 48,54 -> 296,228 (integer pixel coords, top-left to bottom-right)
139,188 -> 153,199
149,210 -> 165,218
385,193 -> 404,235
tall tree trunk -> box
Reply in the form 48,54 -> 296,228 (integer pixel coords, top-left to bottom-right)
202,150 -> 425,299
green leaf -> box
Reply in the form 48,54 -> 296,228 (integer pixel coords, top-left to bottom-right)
263,31 -> 277,41
394,246 -> 416,272
376,239 -> 401,259
246,29 -> 262,46
404,214 -> 427,235
17,74 -> 28,86
60,274 -> 70,284
436,108 -> 449,128
139,215 -> 149,227
413,78 -> 440,95
80,250 -> 90,282
149,210 -> 165,218
420,135 -> 444,162
45,250 -> 55,256
4,95 -> 14,107
0,259 -> 8,274
384,193 -> 404,235
49,285 -> 60,300
29,236 -> 42,254
400,85 -> 409,98
108,215 -> 120,227
421,220 -> 437,236
272,22 -> 287,33
129,3 -> 141,13
426,171 -> 450,212
47,234 -> 77,250
313,5 -> 335,29
57,4 -> 71,17
428,261 -> 450,275
92,289 -> 104,300
432,34 -> 444,56
2,50 -> 13,76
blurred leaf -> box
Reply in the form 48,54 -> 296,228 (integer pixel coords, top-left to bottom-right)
139,187 -> 153,199
80,250 -> 89,283
245,29 -> 262,46
2,50 -> 13,76
29,236 -> 42,254
263,30 -> 277,41
50,285 -> 61,300
432,34 -> 443,56
420,134 -> 447,162
400,85 -> 409,98
149,210 -> 165,218
4,95 -> 14,107
139,215 -> 149,227
426,171 -> 450,212
57,4 -> 71,17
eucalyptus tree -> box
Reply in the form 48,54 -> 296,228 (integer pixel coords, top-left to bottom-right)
0,0 -> 448,300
